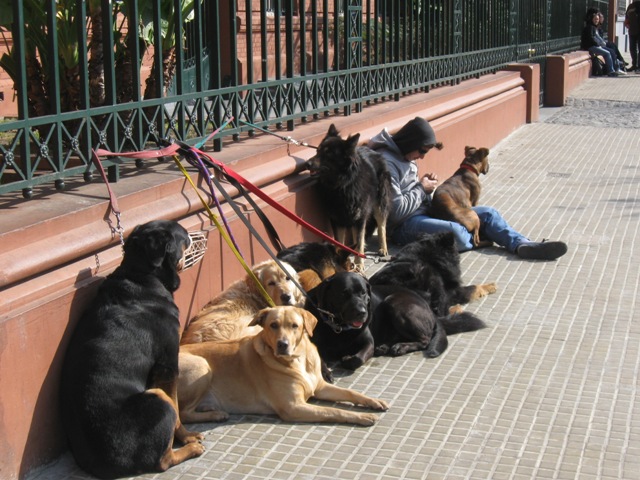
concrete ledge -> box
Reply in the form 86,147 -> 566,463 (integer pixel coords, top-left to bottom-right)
545,51 -> 592,107
505,63 -> 540,122
0,68 -> 533,479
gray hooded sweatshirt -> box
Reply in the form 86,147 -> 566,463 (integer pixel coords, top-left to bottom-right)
367,128 -> 431,232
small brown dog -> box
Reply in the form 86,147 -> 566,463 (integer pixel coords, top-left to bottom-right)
181,260 -> 304,344
429,146 -> 491,247
178,306 -> 389,426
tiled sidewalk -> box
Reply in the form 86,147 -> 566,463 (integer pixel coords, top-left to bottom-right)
32,73 -> 640,480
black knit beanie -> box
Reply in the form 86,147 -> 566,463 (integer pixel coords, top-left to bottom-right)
391,117 -> 438,155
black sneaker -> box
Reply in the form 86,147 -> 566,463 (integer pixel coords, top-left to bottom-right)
517,240 -> 568,260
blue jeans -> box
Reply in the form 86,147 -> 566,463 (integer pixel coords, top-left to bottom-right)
390,206 -> 529,253
588,45 -> 618,73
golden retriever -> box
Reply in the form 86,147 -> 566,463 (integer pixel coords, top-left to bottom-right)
181,260 -> 304,344
178,306 -> 389,425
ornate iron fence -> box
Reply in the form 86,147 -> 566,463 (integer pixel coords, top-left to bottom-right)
0,0 -> 609,198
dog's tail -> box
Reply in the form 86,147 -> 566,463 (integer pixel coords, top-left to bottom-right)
439,311 -> 486,335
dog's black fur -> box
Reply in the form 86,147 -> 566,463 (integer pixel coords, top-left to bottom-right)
277,241 -> 354,279
59,220 -> 204,479
306,124 -> 391,261
369,232 -> 496,316
306,272 -> 486,379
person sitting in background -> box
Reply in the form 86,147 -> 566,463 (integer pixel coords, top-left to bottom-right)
596,12 -> 629,71
581,10 -> 625,76
366,117 -> 568,261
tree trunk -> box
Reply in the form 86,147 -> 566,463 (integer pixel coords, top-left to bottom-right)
25,55 -> 48,117
88,5 -> 105,107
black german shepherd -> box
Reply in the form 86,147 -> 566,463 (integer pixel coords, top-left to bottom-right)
369,232 -> 497,316
307,124 -> 391,268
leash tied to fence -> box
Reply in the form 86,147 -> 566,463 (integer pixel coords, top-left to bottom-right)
91,123 -> 366,314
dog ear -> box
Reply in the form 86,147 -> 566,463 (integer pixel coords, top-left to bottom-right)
438,231 -> 457,249
480,147 -> 490,157
464,146 -> 476,157
334,247 -> 355,272
309,275 -> 332,306
347,133 -> 361,151
246,261 -> 268,294
125,227 -> 174,269
327,124 -> 339,137
249,308 -> 272,327
300,309 -> 318,337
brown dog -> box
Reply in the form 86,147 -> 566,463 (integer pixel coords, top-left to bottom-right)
429,146 -> 491,247
178,306 -> 389,426
181,260 -> 304,344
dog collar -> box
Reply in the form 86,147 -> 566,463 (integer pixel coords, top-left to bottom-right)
315,308 -> 364,333
316,308 -> 344,333
459,163 -> 479,175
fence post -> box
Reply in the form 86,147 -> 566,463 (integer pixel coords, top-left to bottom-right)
453,0 -> 462,82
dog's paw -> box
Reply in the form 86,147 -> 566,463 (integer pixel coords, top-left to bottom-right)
182,431 -> 205,444
448,304 -> 465,314
374,345 -> 390,356
194,407 -> 230,423
185,442 -> 206,457
322,365 -> 335,384
469,283 -> 498,301
484,282 -> 498,294
341,355 -> 364,371
474,240 -> 494,249
478,282 -> 497,296
175,426 -> 204,445
389,344 -> 411,356
366,398 -> 390,411
356,413 -> 380,426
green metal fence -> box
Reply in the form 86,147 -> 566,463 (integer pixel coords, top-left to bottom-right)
0,0 -> 608,198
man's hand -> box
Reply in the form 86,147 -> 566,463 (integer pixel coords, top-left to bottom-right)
420,173 -> 439,194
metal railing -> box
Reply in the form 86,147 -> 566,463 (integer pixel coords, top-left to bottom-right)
0,0 -> 608,198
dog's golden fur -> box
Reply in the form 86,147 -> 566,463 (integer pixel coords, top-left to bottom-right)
181,260 -> 304,344
178,306 -> 389,425
430,146 -> 491,247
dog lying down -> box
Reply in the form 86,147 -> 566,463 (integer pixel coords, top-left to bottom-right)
178,306 -> 389,426
181,259 -> 304,344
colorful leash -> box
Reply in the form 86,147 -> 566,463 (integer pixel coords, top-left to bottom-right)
180,142 -> 364,259
93,135 -> 275,307
173,156 -> 276,307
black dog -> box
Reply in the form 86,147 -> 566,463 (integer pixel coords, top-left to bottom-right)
59,220 -> 204,479
277,241 -> 354,277
369,232 -> 497,316
306,124 -> 391,267
306,272 -> 486,380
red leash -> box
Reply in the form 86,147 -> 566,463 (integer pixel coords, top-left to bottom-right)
92,143 -> 365,259
187,145 -> 365,259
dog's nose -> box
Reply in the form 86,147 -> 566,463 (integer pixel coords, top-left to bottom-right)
276,339 -> 289,354
280,293 -> 292,304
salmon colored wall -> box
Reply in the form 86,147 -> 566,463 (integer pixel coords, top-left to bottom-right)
0,66 -> 545,479
545,51 -> 591,107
